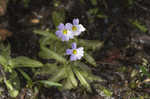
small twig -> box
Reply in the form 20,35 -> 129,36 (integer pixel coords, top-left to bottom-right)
135,2 -> 150,13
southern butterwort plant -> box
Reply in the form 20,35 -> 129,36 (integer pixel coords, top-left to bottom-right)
34,18 -> 104,92
56,18 -> 85,61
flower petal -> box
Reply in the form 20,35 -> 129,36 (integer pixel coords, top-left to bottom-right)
66,49 -> 72,55
77,47 -> 84,57
79,24 -> 86,32
65,23 -> 72,29
72,42 -> 77,49
56,30 -> 63,38
58,23 -> 64,30
73,18 -> 79,25
55,30 -> 60,36
77,55 -> 82,60
70,55 -> 77,61
62,36 -> 69,41
78,47 -> 84,51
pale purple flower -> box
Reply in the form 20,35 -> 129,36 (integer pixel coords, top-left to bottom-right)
66,42 -> 84,61
56,23 -> 74,41
68,18 -> 86,36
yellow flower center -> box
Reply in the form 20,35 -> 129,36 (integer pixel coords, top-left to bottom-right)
72,26 -> 77,31
63,29 -> 67,34
73,50 -> 77,54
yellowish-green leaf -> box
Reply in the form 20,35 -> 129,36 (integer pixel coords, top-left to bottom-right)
74,68 -> 92,92
93,84 -> 112,97
67,67 -> 78,88
38,80 -> 62,87
9,89 -> 19,98
74,62 -> 91,72
103,88 -> 113,96
63,78 -> 74,90
129,19 -> 148,33
84,53 -> 96,67
39,36 -> 51,46
5,80 -> 13,90
62,66 -> 78,90
5,80 -> 19,97
12,56 -> 43,68
18,69 -> 32,83
0,55 -> 7,66
35,63 -> 58,76
0,43 -> 11,59
77,39 -> 104,51
33,29 -> 50,36
8,71 -> 20,90
39,47 -> 67,63
49,66 -> 67,82
79,69 -> 104,82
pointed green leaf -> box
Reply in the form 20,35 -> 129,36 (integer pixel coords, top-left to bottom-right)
39,47 -> 67,63
49,33 -> 60,41
67,67 -> 78,88
34,29 -> 59,41
62,66 -> 78,90
103,89 -> 113,96
74,64 -> 104,82
74,62 -> 91,72
39,36 -> 51,46
5,80 -> 13,90
63,78 -> 75,90
0,55 -> 7,66
18,69 -> 32,83
0,43 -> 11,59
35,63 -> 58,76
79,69 -> 104,82
33,29 -> 50,36
48,66 -> 67,82
74,68 -> 92,92
140,66 -> 150,77
39,36 -> 65,55
77,39 -> 104,51
4,79 -> 19,97
84,53 -> 96,67
9,90 -> 19,98
38,80 -> 62,87
93,84 -> 112,97
8,71 -> 20,90
129,19 -> 148,32
12,56 -> 43,68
